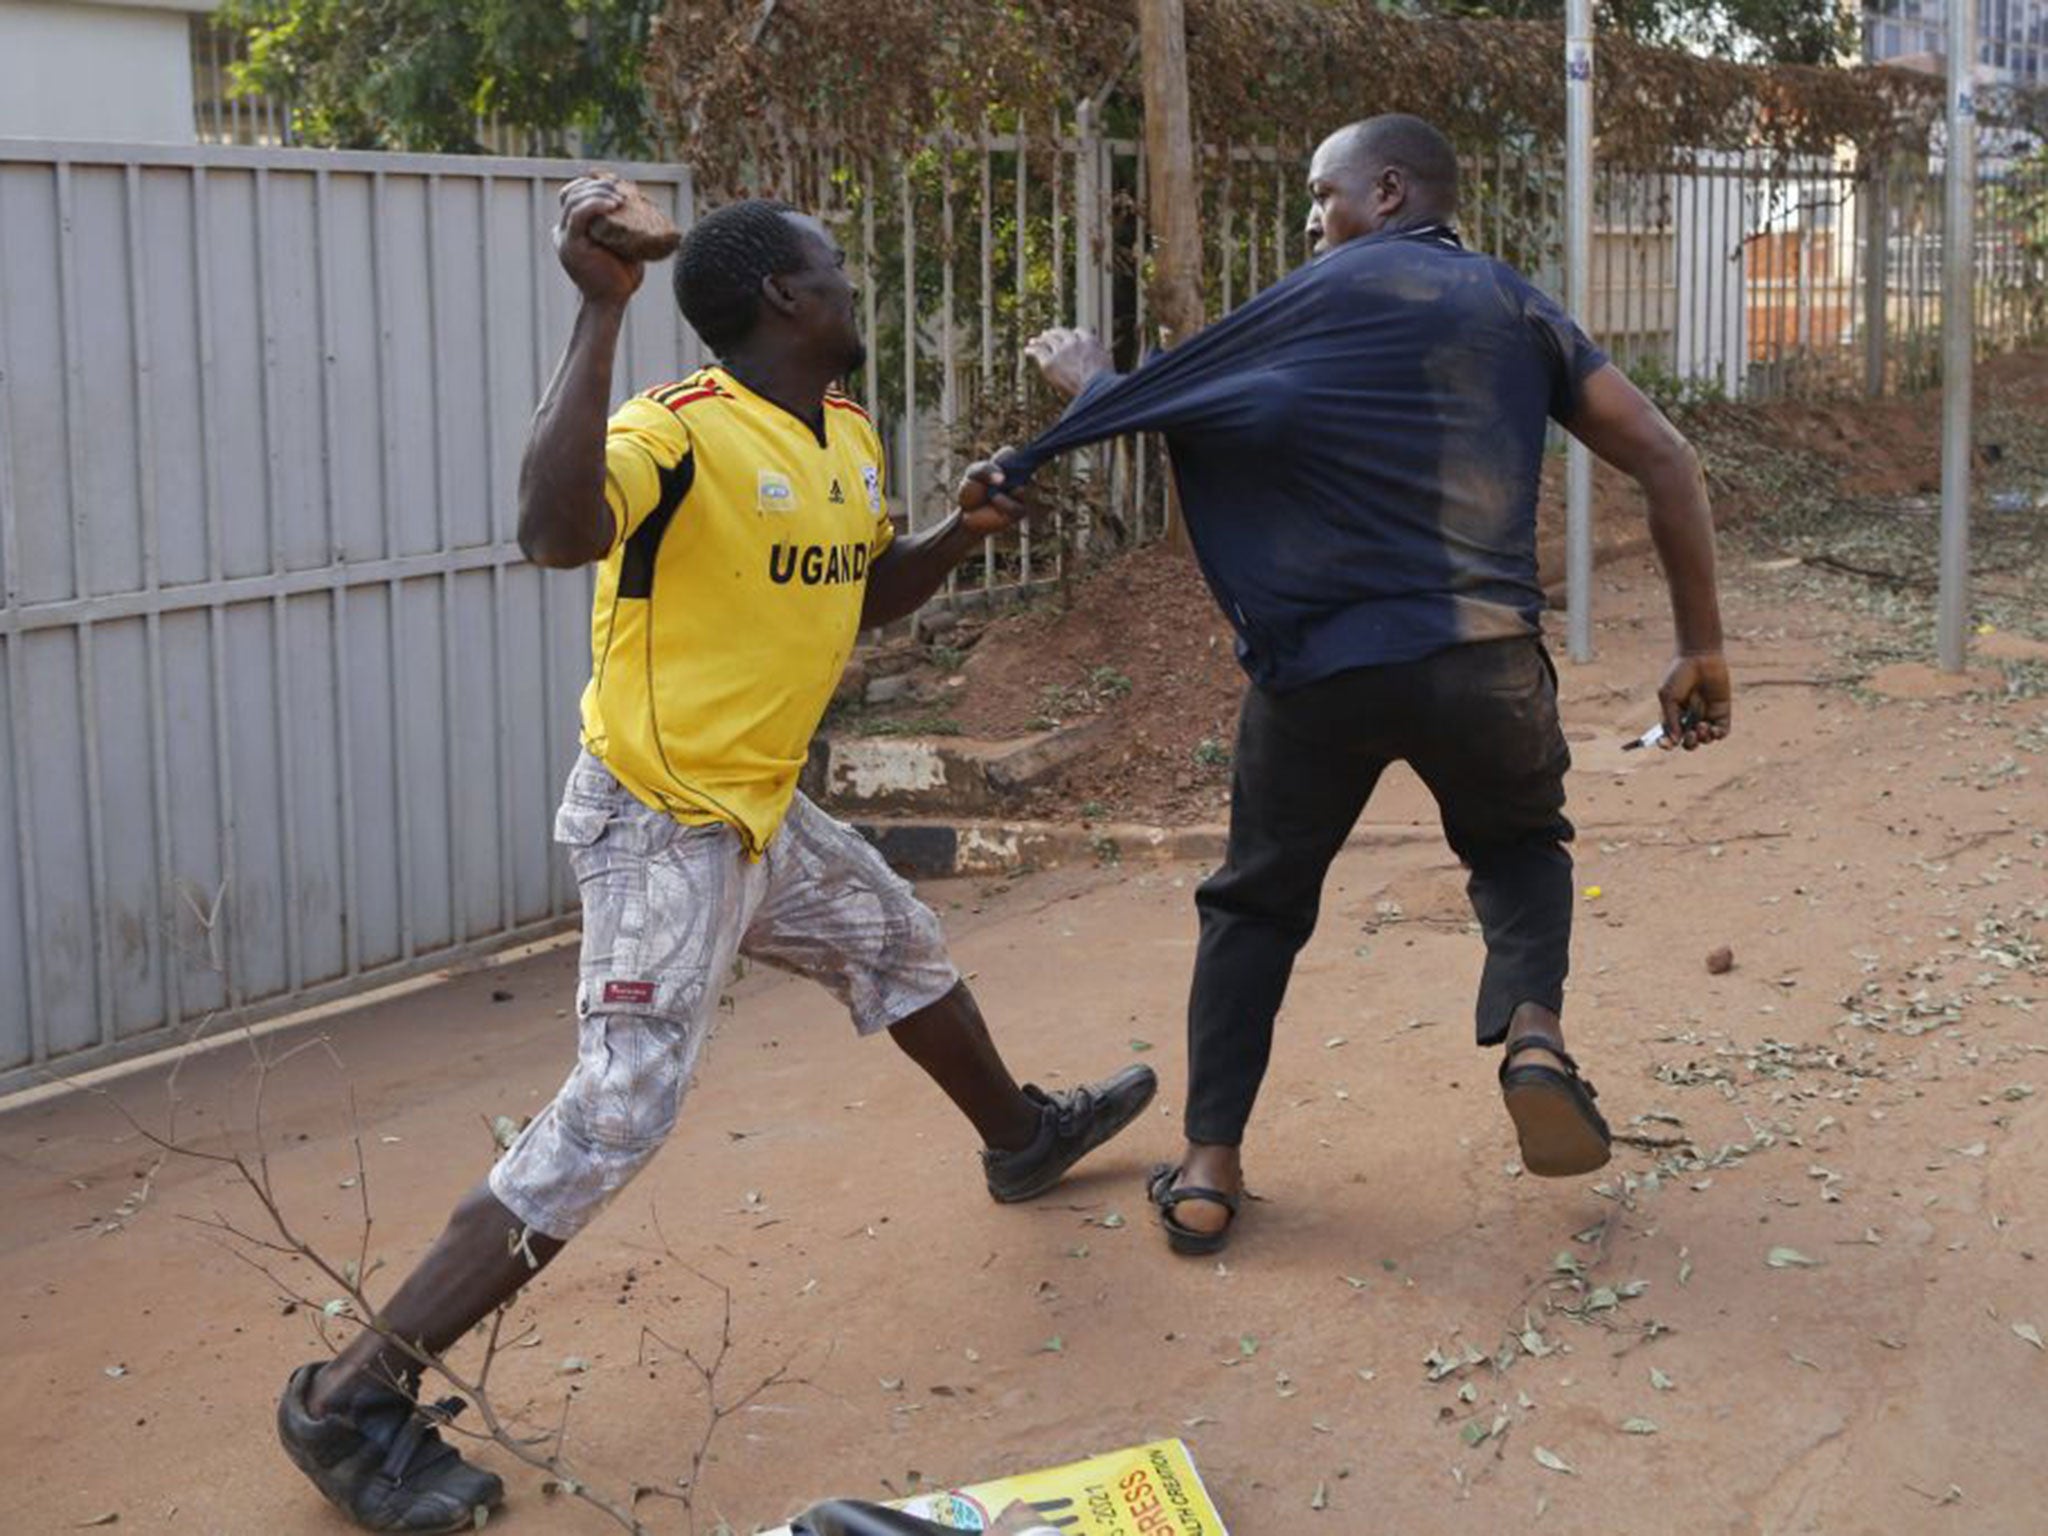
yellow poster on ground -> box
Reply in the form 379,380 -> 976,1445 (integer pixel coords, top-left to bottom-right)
760,1437 -> 1229,1534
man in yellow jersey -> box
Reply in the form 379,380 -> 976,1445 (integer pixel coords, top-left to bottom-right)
276,182 -> 1157,1534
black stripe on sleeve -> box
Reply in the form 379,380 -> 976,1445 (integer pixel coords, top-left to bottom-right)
618,451 -> 695,600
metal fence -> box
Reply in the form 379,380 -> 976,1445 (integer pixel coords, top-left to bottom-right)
0,141 -> 696,1090
780,122 -> 2048,606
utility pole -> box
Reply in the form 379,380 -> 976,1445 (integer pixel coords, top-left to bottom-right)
1139,0 -> 1204,552
1937,0 -> 1978,672
1564,0 -> 1595,661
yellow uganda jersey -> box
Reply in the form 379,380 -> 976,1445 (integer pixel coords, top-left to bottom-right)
579,365 -> 895,855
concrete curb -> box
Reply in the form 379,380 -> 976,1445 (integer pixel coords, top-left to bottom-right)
854,818 -> 1438,879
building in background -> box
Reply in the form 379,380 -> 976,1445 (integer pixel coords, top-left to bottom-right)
1864,0 -> 2048,84
0,0 -> 219,142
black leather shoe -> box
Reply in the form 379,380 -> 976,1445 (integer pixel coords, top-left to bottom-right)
982,1065 -> 1158,1203
277,1363 -> 504,1533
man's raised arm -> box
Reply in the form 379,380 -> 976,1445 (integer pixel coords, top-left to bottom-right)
517,178 -> 644,569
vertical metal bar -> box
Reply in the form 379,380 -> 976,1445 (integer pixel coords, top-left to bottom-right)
979,133 -> 996,596
313,167 -> 362,978
899,163 -> 919,536
229,31 -> 244,145
193,165 -> 241,1008
1015,126 -> 1033,588
479,174 -> 515,935
1796,177 -> 1814,363
940,141 -> 959,602
1245,153 -> 1260,296
1135,133 -> 1151,543
1052,120 -> 1066,323
1723,163 -> 1739,398
374,171 -> 417,957
1013,123 -> 1030,398
1220,153 -> 1235,313
126,161 -> 183,1033
862,158 -> 880,411
1074,104 -> 1096,343
1938,8 -> 1978,672
54,158 -> 118,1046
1565,1 -> 1595,663
425,172 -> 465,944
0,193 -> 45,1054
529,176 -> 563,920
253,166 -> 305,992
1688,159 -> 1704,384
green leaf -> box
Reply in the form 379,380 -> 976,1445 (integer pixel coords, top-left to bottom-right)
1097,1212 -> 1126,1230
1128,1039 -> 1154,1053
1767,1247 -> 1823,1268
1460,1419 -> 1491,1447
1650,1367 -> 1675,1391
1042,1335 -> 1064,1353
1239,1335 -> 1259,1357
1533,1446 -> 1575,1474
1621,1418 -> 1659,1435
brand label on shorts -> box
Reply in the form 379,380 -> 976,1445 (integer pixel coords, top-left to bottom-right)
602,980 -> 657,1005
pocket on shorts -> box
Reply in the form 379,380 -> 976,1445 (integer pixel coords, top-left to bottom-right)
556,803 -> 613,848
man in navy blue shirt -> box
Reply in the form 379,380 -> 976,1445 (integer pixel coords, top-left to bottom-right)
961,114 -> 1730,1254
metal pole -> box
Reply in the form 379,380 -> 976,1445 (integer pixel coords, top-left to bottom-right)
1565,0 -> 1595,662
1937,1 -> 1977,672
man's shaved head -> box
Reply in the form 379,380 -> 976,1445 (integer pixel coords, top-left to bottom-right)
1304,113 -> 1460,254
1323,115 -> 1460,213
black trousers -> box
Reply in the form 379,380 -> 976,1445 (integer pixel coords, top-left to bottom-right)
1185,637 -> 1575,1146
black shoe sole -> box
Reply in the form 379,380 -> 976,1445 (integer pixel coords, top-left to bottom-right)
1504,1074 -> 1612,1177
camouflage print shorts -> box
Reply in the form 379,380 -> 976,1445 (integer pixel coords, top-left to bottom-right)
489,753 -> 960,1239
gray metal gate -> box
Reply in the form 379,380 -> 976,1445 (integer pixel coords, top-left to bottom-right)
0,141 -> 696,1090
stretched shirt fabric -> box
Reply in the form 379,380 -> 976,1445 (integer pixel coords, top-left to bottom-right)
581,365 -> 895,856
1000,225 -> 1609,691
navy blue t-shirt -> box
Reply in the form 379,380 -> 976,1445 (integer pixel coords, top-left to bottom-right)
1000,225 -> 1609,691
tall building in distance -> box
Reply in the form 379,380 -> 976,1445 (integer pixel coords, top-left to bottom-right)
1864,0 -> 2048,85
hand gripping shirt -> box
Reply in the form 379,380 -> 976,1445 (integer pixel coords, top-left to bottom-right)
999,225 -> 1609,691
578,366 -> 894,854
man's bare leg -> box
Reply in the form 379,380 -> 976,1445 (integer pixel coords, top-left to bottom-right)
886,981 -> 1042,1153
306,1183 -> 565,1416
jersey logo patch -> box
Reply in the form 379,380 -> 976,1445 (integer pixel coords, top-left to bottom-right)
862,464 -> 882,511
757,470 -> 796,514
828,478 -> 846,505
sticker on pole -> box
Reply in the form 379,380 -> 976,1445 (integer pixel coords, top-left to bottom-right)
759,1438 -> 1230,1534
1566,43 -> 1594,82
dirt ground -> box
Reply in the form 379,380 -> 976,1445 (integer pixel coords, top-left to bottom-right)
4,374 -> 2048,1534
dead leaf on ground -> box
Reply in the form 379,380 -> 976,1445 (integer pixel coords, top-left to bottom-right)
1533,1446 -> 1575,1474
1767,1247 -> 1823,1268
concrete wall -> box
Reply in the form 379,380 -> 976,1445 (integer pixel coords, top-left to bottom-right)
0,0 -> 209,143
